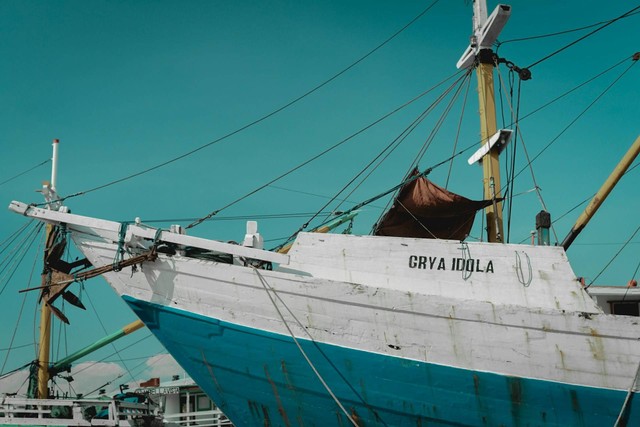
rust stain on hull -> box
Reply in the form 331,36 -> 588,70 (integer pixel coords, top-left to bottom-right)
201,350 -> 222,391
264,364 -> 291,427
507,377 -> 523,425
281,360 -> 296,391
570,390 -> 585,426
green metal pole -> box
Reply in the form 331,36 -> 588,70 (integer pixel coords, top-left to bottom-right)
50,320 -> 144,375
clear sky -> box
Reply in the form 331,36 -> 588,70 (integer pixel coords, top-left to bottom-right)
1,0 -> 638,397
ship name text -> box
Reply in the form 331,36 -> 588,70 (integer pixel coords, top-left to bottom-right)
408,255 -> 494,273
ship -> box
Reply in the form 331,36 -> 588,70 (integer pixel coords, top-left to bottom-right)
6,1 -> 640,426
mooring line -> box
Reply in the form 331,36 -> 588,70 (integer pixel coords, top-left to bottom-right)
614,359 -> 640,426
251,266 -> 359,427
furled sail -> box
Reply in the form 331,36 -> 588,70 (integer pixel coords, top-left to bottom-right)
373,169 -> 493,240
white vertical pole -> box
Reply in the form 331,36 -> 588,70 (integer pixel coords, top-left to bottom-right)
473,0 -> 488,35
51,139 -> 59,192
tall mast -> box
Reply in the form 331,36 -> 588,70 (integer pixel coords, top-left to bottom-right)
457,1 -> 511,242
36,138 -> 60,399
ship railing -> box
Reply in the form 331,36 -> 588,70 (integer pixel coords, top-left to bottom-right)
0,395 -> 159,426
162,408 -> 233,427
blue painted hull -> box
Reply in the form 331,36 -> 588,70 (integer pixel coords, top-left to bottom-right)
124,297 -> 639,426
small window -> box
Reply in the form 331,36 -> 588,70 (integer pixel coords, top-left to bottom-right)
610,301 -> 640,316
197,394 -> 212,411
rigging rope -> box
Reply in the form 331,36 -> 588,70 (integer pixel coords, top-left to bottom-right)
494,63 -> 559,244
401,74 -> 473,185
272,148 -> 476,250
252,267 -> 362,427
82,349 -> 166,398
38,1 -> 442,208
525,5 -> 640,69
133,211 -> 337,225
503,76 -> 520,243
621,254 -> 640,303
0,219 -> 35,260
446,72 -> 472,189
82,285 -> 137,384
0,222 -> 43,298
270,186 -> 387,209
497,10 -> 640,47
514,55 -> 633,126
587,224 -> 640,287
0,159 -> 50,188
494,57 -> 522,244
186,69 -> 467,230
73,334 -> 155,397
0,293 -> 31,377
0,232 -> 44,377
70,334 -> 153,378
396,200 -> 438,239
319,71 -> 473,229
614,358 -> 640,427
496,54 -> 637,245
513,58 -> 638,182
515,151 -> 639,244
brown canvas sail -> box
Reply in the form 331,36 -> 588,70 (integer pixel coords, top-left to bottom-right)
374,169 -> 493,240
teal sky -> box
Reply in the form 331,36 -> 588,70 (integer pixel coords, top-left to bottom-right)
1,1 -> 638,397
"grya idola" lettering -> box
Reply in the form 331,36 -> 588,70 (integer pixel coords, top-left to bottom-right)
408,255 -> 494,273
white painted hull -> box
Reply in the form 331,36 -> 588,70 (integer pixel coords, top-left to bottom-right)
9,201 -> 640,425
79,231 -> 640,391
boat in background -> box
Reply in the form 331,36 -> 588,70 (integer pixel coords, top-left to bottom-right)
0,139 -> 163,426
7,1 -> 640,426
0,394 -> 160,427
0,316 -> 163,426
135,375 -> 233,427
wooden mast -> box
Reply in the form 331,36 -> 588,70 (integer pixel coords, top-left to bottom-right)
36,282 -> 53,399
477,57 -> 503,242
36,138 -> 59,399
457,1 -> 511,242
562,135 -> 640,250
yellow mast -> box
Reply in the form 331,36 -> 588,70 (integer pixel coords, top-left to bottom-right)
457,1 -> 511,243
36,258 -> 53,399
476,59 -> 503,242
36,138 -> 60,399
561,135 -> 640,250
31,139 -> 148,398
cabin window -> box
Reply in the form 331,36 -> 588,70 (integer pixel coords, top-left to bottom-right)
609,301 -> 640,317
197,394 -> 212,411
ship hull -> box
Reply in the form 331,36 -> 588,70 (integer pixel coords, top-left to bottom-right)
71,225 -> 640,427
8,202 -> 640,426
126,296 -> 638,426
